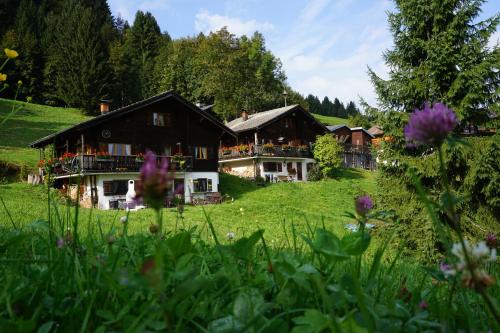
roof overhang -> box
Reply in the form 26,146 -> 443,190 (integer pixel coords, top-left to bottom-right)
29,91 -> 237,148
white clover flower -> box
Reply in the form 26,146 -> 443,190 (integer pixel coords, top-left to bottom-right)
227,232 -> 235,240
447,241 -> 497,291
120,216 -> 128,224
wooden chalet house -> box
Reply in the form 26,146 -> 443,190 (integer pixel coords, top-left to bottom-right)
29,91 -> 236,209
327,124 -> 375,169
219,105 -> 328,181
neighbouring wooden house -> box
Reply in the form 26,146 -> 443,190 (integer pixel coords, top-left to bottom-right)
219,105 -> 328,181
327,125 -> 376,170
29,91 -> 236,209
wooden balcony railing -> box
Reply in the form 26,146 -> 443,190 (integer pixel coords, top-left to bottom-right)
53,155 -> 193,175
219,144 -> 312,160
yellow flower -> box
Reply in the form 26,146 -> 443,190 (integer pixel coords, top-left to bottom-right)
0,73 -> 6,82
17,80 -> 22,86
4,48 -> 18,59
26,96 -> 33,103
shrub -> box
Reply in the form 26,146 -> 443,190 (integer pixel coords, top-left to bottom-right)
312,134 -> 343,177
376,133 -> 500,262
306,164 -> 323,181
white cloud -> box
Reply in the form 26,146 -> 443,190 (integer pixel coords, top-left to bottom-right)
488,30 -> 499,49
108,0 -> 169,23
194,10 -> 274,36
269,1 -> 393,107
300,0 -> 331,23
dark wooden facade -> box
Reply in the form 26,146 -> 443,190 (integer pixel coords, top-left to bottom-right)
223,107 -> 327,147
31,92 -> 235,174
351,128 -> 372,146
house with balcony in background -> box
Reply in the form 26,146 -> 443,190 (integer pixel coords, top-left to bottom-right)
219,105 -> 328,182
29,91 -> 236,209
327,124 -> 375,169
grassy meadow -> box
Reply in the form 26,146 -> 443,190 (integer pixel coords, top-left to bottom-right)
312,113 -> 348,126
0,170 -> 377,247
0,98 -> 89,167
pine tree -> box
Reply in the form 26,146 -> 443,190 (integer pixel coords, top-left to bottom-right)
124,10 -> 162,100
333,98 -> 345,117
369,0 -> 499,124
321,96 -> 334,116
12,0 -> 43,100
345,101 -> 359,117
306,94 -> 322,114
44,0 -> 111,114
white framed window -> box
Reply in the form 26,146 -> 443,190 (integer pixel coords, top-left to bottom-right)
195,146 -> 208,159
108,143 -> 131,156
153,112 -> 165,126
193,178 -> 213,192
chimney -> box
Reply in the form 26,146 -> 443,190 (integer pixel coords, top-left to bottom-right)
100,100 -> 110,115
241,111 -> 248,121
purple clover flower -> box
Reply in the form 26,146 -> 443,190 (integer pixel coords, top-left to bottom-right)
485,232 -> 497,249
355,195 -> 373,216
56,238 -> 64,249
134,151 -> 172,211
404,102 -> 457,147
419,300 -> 428,310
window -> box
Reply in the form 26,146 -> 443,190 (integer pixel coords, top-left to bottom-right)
263,162 -> 282,172
103,180 -> 128,196
193,178 -> 213,192
107,143 -> 131,156
153,112 -> 165,126
195,146 -> 208,159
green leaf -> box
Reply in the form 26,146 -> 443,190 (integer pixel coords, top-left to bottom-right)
307,229 -> 349,260
166,231 -> 194,260
341,231 -> 371,256
291,309 -> 331,333
228,229 -> 262,260
37,322 -> 54,333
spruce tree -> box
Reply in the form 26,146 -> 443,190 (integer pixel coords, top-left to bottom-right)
369,0 -> 499,124
45,0 -> 111,114
124,10 -> 162,100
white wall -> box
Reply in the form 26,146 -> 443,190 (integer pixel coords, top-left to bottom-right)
94,171 -> 220,209
184,172 -> 219,203
257,157 -> 316,182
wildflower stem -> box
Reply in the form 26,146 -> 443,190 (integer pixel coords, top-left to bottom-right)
156,209 -> 162,239
479,290 -> 500,327
356,217 -> 366,278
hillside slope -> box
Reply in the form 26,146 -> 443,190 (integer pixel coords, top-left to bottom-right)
312,113 -> 347,126
0,99 -> 88,168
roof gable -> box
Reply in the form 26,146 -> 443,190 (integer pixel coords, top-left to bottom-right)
226,105 -> 328,133
29,91 -> 236,148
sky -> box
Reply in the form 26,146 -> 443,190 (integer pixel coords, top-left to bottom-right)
108,0 -> 499,107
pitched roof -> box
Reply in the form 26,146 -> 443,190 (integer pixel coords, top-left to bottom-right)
326,124 -> 349,132
226,105 -> 328,133
29,91 -> 236,148
368,125 -> 384,136
351,127 -> 375,138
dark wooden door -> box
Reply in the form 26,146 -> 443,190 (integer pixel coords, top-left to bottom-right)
297,162 -> 303,180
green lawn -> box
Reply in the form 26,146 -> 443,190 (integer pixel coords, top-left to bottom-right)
0,170 -> 377,246
312,113 -> 347,126
0,98 -> 88,168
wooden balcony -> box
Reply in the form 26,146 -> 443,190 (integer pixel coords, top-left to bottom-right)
219,144 -> 312,160
52,155 -> 193,176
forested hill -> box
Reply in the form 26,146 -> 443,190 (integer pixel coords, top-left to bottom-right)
0,0 -> 363,122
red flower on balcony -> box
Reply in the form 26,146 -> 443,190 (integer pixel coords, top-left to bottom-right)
60,152 -> 76,162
